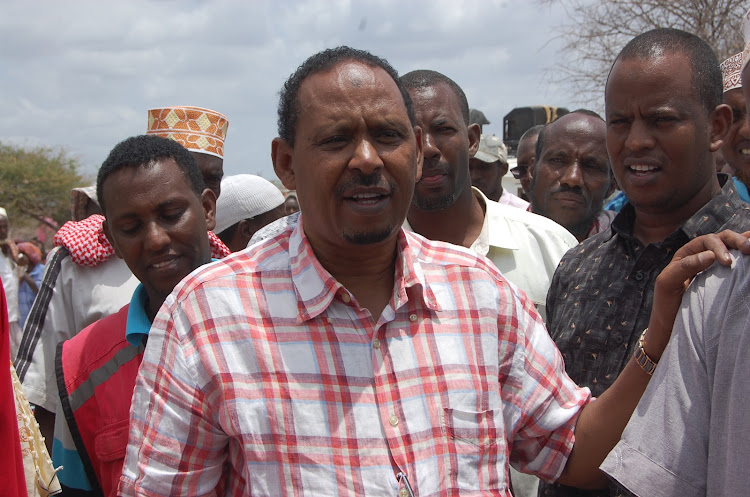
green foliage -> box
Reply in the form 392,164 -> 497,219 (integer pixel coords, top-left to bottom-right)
0,142 -> 88,228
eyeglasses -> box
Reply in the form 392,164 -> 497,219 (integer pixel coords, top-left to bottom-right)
510,166 -> 528,179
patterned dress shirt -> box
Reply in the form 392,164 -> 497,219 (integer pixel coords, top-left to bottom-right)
120,218 -> 590,497
541,178 -> 750,497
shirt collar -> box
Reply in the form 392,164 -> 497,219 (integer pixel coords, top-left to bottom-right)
401,187 -> 517,253
611,176 -> 746,243
393,230 -> 439,313
681,175 -> 745,238
471,187 -> 519,252
124,258 -> 219,347
125,284 -> 152,347
288,215 -> 439,323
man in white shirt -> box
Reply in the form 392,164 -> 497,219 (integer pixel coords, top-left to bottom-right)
400,69 -> 577,323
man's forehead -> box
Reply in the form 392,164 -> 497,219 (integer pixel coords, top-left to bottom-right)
518,134 -> 538,150
300,61 -> 391,98
608,52 -> 692,91
104,159 -> 186,196
549,115 -> 604,139
543,119 -> 606,158
334,61 -> 378,86
410,82 -> 461,113
295,61 -> 411,132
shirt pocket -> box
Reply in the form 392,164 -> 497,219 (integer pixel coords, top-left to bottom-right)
443,407 -> 508,494
94,419 -> 130,495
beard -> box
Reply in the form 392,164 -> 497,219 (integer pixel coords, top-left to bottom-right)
412,157 -> 460,211
334,171 -> 400,245
343,226 -> 394,245
412,191 -> 457,211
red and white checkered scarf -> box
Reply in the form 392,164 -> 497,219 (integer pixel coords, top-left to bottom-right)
54,214 -> 230,267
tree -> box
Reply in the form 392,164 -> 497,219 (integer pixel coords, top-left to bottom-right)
543,0 -> 746,108
0,142 -> 88,229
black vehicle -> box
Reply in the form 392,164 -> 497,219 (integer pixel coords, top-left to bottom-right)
503,106 -> 569,155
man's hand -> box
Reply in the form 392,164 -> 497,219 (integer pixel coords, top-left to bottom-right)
559,230 -> 750,489
646,230 -> 750,359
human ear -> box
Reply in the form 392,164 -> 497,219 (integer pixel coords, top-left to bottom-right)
467,123 -> 481,157
606,163 -> 618,197
414,126 -> 423,181
201,188 -> 217,232
272,138 -> 297,191
708,103 -> 732,153
102,220 -> 123,259
239,219 -> 255,240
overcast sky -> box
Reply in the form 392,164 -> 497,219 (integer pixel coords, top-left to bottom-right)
0,0 -> 576,181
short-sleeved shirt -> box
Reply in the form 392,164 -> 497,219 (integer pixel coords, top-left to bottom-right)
541,179 -> 750,497
120,219 -> 590,497
547,178 -> 750,398
602,252 -> 750,497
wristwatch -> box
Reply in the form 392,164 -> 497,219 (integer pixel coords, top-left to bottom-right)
634,328 -> 658,376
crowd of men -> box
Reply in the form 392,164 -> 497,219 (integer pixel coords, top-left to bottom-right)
1,18 -> 750,497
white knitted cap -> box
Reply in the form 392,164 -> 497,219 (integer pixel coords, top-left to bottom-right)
214,174 -> 285,234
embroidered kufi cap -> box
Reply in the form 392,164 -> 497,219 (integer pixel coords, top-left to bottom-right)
721,52 -> 743,92
146,106 -> 229,158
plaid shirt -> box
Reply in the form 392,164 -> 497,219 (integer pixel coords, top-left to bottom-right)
120,219 -> 589,497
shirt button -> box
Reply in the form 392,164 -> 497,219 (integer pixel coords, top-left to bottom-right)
400,489 -> 410,497
634,271 -> 644,281
613,332 -> 624,344
373,339 -> 380,349
342,293 -> 351,303
409,314 -> 417,322
389,415 -> 399,427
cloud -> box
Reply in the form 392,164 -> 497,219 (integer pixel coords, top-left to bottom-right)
0,0 -> 573,179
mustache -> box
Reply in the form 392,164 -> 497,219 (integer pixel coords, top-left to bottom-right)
421,157 -> 450,175
334,171 -> 397,196
551,184 -> 586,199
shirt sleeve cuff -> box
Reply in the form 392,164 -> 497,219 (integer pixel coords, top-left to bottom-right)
601,440 -> 704,497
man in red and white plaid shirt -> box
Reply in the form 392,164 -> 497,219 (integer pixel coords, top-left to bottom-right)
119,46 -> 713,497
